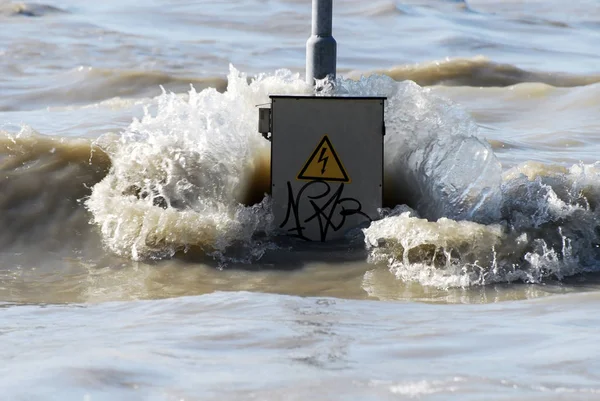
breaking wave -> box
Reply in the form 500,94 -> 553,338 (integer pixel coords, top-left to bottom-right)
83,66 -> 600,287
85,66 -> 503,265
4,65 -> 600,289
1,67 -> 228,112
0,2 -> 67,17
364,162 -> 600,288
0,128 -> 109,249
355,57 -> 600,87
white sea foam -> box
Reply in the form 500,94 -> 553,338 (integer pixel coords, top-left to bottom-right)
88,66 -> 501,262
86,66 -> 600,287
364,161 -> 600,288
86,66 -> 310,261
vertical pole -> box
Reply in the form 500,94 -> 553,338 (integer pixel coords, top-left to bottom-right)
306,0 -> 336,85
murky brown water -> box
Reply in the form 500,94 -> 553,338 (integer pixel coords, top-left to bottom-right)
2,0 -> 600,399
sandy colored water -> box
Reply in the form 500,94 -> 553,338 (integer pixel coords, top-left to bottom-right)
2,0 -> 600,399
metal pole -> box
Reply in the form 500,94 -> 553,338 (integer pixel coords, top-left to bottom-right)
306,0 -> 337,85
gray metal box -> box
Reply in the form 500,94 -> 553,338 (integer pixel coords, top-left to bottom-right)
270,95 -> 385,241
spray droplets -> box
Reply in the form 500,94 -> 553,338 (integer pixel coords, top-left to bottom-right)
86,67 -> 600,288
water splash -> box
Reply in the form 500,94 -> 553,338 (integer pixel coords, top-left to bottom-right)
364,162 -> 600,288
87,66 -> 501,264
321,73 -> 503,222
86,66 -> 310,262
86,66 -> 600,287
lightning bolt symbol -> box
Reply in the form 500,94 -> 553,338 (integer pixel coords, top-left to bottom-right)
317,147 -> 328,174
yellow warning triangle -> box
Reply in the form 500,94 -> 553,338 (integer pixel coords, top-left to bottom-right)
297,135 -> 350,183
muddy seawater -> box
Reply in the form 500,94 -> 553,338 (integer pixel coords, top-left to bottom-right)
2,0 -> 600,399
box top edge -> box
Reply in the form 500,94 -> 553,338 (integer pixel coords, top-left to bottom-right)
269,95 -> 387,100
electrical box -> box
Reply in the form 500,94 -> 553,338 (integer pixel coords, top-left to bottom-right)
265,95 -> 385,242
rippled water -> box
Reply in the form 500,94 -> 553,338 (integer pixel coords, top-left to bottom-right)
2,0 -> 600,399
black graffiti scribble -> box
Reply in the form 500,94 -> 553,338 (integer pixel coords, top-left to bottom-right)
280,180 -> 372,241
